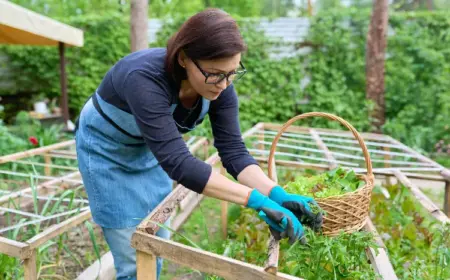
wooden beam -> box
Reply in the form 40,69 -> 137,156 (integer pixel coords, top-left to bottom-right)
47,153 -> 78,160
27,210 -> 92,249
445,181 -> 450,218
220,165 -> 228,239
0,206 -> 44,219
14,160 -> 78,171
131,231 -> 303,280
171,194 -> 204,231
47,150 -> 77,157
255,157 -> 446,182
75,251 -> 115,280
242,122 -> 264,139
24,249 -> 37,280
137,184 -> 191,234
137,153 -> 220,234
363,219 -> 398,280
0,171 -> 81,205
387,136 -> 444,169
263,123 -> 388,141
59,42 -> 69,126
254,157 -> 331,171
249,148 -> 358,167
393,170 -> 449,224
0,236 -> 30,259
44,153 -> 52,176
0,140 -> 75,164
309,128 -> 337,169
136,250 -> 157,280
0,207 -> 90,234
0,170 -> 82,184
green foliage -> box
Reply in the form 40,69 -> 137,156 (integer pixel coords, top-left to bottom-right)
0,13 -> 130,118
9,0 -> 127,17
2,8 -> 449,154
285,167 -> 366,198
227,206 -> 377,279
152,16 -> 304,134
0,111 -> 64,156
371,185 -> 450,279
303,9 -> 450,152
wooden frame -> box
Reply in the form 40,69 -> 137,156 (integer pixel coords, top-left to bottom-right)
0,136 -> 208,280
132,122 -> 449,280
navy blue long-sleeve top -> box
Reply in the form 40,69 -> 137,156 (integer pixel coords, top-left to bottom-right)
96,48 -> 258,193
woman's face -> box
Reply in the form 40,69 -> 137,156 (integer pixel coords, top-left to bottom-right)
180,53 -> 242,101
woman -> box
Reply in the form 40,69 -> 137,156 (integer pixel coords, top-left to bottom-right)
75,8 -> 322,280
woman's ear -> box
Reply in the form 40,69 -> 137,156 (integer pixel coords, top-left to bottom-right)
177,50 -> 187,68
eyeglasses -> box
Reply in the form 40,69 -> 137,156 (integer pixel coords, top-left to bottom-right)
192,60 -> 247,84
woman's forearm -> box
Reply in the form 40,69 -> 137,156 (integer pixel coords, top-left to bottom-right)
237,164 -> 277,195
202,170 -> 252,205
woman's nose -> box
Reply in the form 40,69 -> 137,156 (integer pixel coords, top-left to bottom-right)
215,78 -> 227,90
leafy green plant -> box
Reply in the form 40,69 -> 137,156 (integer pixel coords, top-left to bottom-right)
371,185 -> 450,279
284,167 -> 366,198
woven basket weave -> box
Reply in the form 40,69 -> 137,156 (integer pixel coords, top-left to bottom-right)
267,112 -> 375,236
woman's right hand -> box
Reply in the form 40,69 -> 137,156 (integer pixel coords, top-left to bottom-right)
246,189 -> 305,244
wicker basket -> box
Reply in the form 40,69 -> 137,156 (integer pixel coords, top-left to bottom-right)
267,112 -> 375,236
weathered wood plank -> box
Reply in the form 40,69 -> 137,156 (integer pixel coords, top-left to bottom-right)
75,251 -> 115,280
394,170 -> 450,224
0,171 -> 81,205
137,153 -> 220,234
263,123 -> 387,141
0,236 -> 30,259
0,140 -> 75,164
24,249 -> 37,280
172,194 -> 204,232
445,181 -> 450,218
136,250 -> 157,280
365,247 -> 398,280
131,231 -> 303,280
27,210 -> 92,249
363,219 -> 398,280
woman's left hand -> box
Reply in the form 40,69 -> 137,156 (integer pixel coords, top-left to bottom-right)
268,186 -> 323,231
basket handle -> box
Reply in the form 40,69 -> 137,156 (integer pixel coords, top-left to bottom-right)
267,112 -> 374,181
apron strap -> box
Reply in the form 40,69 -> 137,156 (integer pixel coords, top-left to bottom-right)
92,93 -> 144,140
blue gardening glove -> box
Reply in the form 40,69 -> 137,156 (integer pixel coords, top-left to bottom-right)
246,189 -> 305,244
269,186 -> 323,232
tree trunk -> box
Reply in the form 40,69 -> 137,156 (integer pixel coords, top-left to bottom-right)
130,0 -> 148,52
307,0 -> 313,16
365,0 -> 388,133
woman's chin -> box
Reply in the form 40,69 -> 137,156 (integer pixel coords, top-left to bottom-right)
205,90 -> 222,100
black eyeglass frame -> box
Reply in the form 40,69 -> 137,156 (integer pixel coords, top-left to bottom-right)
192,60 -> 247,84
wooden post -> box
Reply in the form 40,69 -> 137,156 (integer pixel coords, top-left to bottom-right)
44,153 -> 52,176
258,128 -> 265,151
445,181 -> 450,217
59,42 -> 69,128
383,147 -> 392,186
24,249 -> 37,280
220,165 -> 228,239
136,250 -> 157,280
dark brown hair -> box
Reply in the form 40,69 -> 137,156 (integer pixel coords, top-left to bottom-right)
165,8 -> 247,83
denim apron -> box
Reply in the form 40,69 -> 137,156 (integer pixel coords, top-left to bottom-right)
75,91 -> 210,229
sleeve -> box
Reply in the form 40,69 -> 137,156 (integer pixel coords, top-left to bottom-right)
122,70 -> 212,193
208,84 -> 259,180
